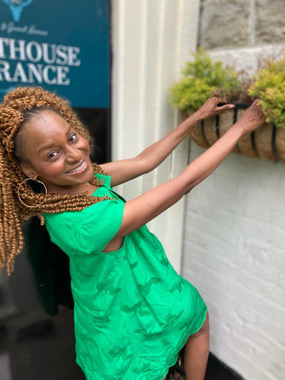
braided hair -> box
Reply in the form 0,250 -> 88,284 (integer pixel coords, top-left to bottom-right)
0,86 -> 111,276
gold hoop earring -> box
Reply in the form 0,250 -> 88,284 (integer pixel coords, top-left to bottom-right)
17,178 -> 48,208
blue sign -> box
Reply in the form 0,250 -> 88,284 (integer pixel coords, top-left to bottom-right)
0,0 -> 110,108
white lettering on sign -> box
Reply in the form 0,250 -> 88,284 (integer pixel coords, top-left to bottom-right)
26,41 -> 42,62
0,61 -> 70,85
0,37 -> 80,86
0,22 -> 48,37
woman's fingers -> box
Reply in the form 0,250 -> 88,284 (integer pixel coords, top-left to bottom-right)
211,96 -> 228,104
215,104 -> 235,112
236,100 -> 266,132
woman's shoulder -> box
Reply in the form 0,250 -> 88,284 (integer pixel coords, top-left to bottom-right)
41,209 -> 85,255
42,172 -> 111,219
43,198 -> 125,256
41,171 -> 125,255
42,195 -> 121,225
94,172 -> 111,188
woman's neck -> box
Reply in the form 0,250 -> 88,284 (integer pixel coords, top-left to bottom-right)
46,182 -> 98,196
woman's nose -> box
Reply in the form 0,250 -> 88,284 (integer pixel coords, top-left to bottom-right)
65,146 -> 82,163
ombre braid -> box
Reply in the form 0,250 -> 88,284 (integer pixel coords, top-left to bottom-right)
0,87 -> 111,276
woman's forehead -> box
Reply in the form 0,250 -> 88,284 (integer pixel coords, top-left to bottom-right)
26,110 -> 69,137
29,109 -> 67,126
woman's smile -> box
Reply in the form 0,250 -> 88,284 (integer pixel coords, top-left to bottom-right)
66,156 -> 88,175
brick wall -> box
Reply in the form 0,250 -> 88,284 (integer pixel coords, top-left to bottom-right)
181,2 -> 285,376
182,144 -> 285,379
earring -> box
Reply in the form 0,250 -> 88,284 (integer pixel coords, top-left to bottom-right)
17,178 -> 48,208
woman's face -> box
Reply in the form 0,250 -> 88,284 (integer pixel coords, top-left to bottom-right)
19,110 -> 94,189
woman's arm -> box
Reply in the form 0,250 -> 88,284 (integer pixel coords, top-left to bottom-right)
114,100 -> 265,237
101,98 -> 234,187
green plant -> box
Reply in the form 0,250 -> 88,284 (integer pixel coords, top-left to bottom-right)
169,47 -> 240,115
248,56 -> 285,129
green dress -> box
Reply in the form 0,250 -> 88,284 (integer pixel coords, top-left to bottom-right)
42,173 -> 207,380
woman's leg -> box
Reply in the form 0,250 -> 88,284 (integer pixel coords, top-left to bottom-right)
183,312 -> 209,380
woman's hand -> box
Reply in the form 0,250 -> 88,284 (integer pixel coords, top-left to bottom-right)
194,97 -> 235,121
234,100 -> 266,134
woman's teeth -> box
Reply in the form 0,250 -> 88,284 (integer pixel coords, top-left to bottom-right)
67,159 -> 87,174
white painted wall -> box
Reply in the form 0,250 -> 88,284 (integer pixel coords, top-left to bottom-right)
182,46 -> 285,380
111,0 -> 200,273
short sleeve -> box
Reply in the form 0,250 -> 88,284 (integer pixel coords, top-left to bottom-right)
79,198 -> 124,254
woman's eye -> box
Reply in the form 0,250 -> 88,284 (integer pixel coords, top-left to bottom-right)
47,151 -> 59,159
69,133 -> 77,142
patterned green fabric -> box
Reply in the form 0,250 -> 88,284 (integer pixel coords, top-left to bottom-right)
42,174 -> 207,380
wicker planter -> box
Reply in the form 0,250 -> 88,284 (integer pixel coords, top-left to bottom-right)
188,103 -> 285,162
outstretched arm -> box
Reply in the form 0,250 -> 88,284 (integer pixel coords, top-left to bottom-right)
114,100 -> 265,237
101,98 -> 234,187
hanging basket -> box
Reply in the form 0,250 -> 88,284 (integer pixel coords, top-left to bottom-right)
188,103 -> 285,162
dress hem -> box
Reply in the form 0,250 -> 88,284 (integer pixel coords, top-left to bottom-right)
76,297 -> 208,380
159,304 -> 208,380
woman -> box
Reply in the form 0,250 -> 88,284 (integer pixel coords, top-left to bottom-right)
0,87 -> 265,380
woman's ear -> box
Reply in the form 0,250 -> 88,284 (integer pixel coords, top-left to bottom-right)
19,163 -> 38,181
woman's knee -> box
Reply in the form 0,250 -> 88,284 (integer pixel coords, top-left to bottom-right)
191,311 -> 209,338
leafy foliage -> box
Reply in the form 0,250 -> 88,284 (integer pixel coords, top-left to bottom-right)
169,48 -> 240,115
248,57 -> 285,129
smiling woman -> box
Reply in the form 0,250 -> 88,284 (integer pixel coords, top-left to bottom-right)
0,86 -> 265,380
17,110 -> 96,191
0,86 -> 111,275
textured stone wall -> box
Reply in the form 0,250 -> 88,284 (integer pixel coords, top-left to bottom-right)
199,0 -> 285,49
